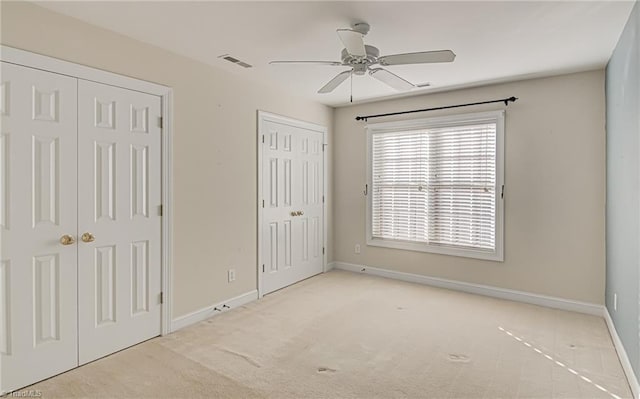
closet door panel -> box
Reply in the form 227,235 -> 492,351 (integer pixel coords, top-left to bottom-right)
0,62 -> 78,394
77,80 -> 162,365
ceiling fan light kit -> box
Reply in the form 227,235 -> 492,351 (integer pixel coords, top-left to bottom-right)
270,22 -> 456,98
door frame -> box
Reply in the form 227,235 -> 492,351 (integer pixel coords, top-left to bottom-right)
257,111 -> 328,298
1,45 -> 174,335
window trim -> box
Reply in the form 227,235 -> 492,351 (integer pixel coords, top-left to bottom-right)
365,110 -> 505,262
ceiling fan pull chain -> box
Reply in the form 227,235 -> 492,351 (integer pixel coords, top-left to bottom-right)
350,71 -> 353,103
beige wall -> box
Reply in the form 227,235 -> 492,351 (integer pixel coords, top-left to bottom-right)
334,71 -> 606,304
0,2 -> 333,318
0,1 -> 606,313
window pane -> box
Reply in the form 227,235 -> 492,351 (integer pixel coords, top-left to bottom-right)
371,122 -> 496,252
372,131 -> 429,242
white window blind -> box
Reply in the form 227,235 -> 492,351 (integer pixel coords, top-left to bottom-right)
370,119 -> 498,254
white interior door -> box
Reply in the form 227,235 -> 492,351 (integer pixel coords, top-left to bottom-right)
0,62 -> 78,393
77,80 -> 162,365
261,118 -> 324,294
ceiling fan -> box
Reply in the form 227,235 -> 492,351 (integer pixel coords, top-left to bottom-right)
270,23 -> 456,95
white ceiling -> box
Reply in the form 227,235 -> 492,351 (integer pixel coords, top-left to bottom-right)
35,1 -> 635,107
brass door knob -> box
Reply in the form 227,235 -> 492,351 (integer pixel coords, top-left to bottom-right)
60,235 -> 75,246
81,232 -> 96,243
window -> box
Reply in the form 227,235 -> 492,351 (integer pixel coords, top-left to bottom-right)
366,111 -> 504,261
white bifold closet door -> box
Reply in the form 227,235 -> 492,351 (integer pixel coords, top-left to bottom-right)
1,62 -> 79,391
77,80 -> 162,365
262,119 -> 324,294
0,62 -> 162,393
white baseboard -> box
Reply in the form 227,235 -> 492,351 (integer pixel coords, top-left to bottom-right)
170,290 -> 258,332
604,308 -> 640,399
332,262 -> 604,316
326,261 -> 336,272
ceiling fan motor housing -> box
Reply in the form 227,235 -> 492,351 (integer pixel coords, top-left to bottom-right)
341,45 -> 380,73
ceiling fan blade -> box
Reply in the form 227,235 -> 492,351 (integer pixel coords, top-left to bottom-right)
369,68 -> 414,91
269,61 -> 344,66
318,70 -> 352,94
378,50 -> 456,66
337,29 -> 366,57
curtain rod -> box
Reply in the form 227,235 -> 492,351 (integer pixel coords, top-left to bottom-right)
355,96 -> 518,122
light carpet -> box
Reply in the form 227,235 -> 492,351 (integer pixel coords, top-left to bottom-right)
26,270 -> 633,398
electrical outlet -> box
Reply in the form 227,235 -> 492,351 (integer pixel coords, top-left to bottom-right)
228,269 -> 236,283
613,293 -> 617,311
355,244 -> 361,254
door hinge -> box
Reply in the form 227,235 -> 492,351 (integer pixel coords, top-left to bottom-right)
160,292 -> 164,304
262,264 -> 265,273
262,135 -> 265,143
322,247 -> 325,255
501,185 -> 505,199
158,117 -> 163,129
262,199 -> 265,208
322,195 -> 325,203
158,204 -> 163,216
364,184 -> 368,196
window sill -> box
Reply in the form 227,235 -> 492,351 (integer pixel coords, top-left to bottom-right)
366,237 -> 504,262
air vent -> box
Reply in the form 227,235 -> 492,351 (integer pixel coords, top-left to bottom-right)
218,54 -> 252,68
